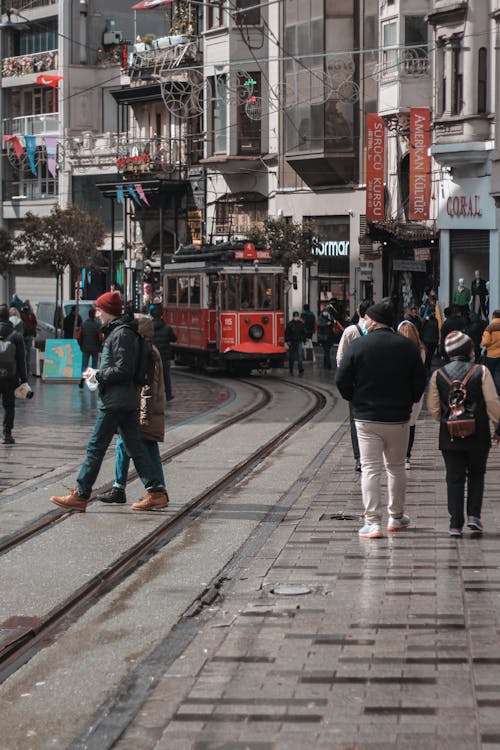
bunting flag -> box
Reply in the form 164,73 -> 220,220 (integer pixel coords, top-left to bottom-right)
35,74 -> 63,88
3,135 -> 25,159
43,135 -> 58,177
135,183 -> 150,206
127,184 -> 141,205
132,0 -> 174,9
24,135 -> 37,176
116,185 -> 124,204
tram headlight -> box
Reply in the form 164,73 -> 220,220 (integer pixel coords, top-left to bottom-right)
249,324 -> 264,340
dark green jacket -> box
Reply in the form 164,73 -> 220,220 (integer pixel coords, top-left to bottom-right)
96,316 -> 139,412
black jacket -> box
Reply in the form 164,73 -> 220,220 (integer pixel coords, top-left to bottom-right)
95,315 -> 139,412
152,318 -> 177,361
335,327 -> 427,422
285,318 -> 306,344
0,320 -> 27,383
421,316 -> 439,346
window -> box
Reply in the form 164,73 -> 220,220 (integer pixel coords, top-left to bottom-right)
19,21 -> 57,54
382,20 -> 398,75
478,47 -> 487,114
237,72 -> 261,155
436,39 -> 446,115
404,15 -> 428,74
451,37 -> 463,115
235,0 -> 260,26
207,0 -> 225,29
210,76 -> 227,154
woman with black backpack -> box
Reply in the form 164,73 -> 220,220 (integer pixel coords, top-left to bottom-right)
427,330 -> 500,538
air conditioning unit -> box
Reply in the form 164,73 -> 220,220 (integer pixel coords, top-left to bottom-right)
103,31 -> 122,45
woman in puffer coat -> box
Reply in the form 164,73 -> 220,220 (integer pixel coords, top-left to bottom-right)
96,314 -> 166,505
481,309 -> 500,393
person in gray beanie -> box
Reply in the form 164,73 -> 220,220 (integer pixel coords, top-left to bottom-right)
336,301 -> 427,539
0,303 -> 28,444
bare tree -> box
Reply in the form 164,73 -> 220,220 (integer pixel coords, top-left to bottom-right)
0,228 -> 20,278
16,205 -> 106,336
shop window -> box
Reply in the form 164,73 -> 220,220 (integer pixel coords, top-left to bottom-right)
478,47 -> 487,114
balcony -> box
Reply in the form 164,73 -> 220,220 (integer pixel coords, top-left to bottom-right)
2,49 -> 58,79
377,45 -> 431,117
3,177 -> 58,201
2,113 -> 60,136
379,46 -> 429,80
127,35 -> 201,82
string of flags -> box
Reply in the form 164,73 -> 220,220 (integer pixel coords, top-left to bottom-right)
2,134 -> 58,177
116,183 -> 151,206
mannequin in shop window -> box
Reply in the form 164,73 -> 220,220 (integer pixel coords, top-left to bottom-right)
471,270 -> 488,319
452,278 -> 471,311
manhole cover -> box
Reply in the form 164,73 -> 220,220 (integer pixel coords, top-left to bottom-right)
271,584 -> 312,596
321,513 -> 361,521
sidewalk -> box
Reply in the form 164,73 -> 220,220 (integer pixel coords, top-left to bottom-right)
112,406 -> 500,750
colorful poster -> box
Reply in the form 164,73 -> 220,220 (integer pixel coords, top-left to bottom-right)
42,339 -> 83,381
409,107 -> 431,221
365,114 -> 385,221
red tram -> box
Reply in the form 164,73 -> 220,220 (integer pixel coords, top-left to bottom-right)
163,241 -> 286,373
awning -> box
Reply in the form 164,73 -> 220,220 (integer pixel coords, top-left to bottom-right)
367,220 -> 438,248
216,191 -> 267,204
132,0 -> 173,10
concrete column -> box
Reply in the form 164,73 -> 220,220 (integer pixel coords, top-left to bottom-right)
489,228 -> 499,313
438,229 -> 450,308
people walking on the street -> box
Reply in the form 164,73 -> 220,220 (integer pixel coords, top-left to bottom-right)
0,304 -> 28,445
403,305 -> 423,335
9,307 -> 23,335
49,291 -> 169,512
301,303 -> 316,340
96,314 -> 166,509
78,308 -> 102,389
285,311 -> 306,375
467,311 -> 487,364
20,300 -> 37,377
63,306 -> 82,339
421,305 -> 440,373
336,302 -> 427,539
440,305 -> 467,359
317,307 -> 335,369
481,310 -> 500,393
336,299 -> 373,471
150,304 -> 177,401
397,320 -> 427,470
427,331 -> 500,537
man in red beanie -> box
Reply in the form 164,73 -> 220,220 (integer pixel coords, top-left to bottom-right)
50,291 -> 169,511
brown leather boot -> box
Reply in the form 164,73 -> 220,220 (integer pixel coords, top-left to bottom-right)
50,489 -> 88,512
131,490 -> 169,511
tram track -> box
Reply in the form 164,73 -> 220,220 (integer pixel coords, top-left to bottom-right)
0,378 -> 327,684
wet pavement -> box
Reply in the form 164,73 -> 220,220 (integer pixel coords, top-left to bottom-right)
104,367 -> 500,750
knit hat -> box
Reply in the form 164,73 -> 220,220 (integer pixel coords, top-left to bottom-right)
365,302 -> 394,328
0,304 -> 8,322
444,330 -> 472,355
95,291 -> 122,316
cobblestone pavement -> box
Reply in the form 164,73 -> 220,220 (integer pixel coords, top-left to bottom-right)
111,405 -> 500,750
0,370 -> 230,493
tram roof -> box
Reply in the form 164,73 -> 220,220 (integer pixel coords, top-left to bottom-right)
163,261 -> 285,274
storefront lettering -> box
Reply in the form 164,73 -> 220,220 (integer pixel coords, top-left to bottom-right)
446,195 -> 482,218
312,240 -> 350,257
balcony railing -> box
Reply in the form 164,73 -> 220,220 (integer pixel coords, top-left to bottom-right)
2,113 -> 60,136
2,49 -> 58,78
4,178 -> 58,201
380,46 -> 429,79
127,36 -> 201,79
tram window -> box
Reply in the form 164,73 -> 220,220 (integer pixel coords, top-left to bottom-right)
178,277 -> 189,304
167,277 -> 177,304
226,274 -> 238,309
256,275 -> 275,309
240,275 -> 253,309
190,275 -> 201,305
208,275 -> 217,308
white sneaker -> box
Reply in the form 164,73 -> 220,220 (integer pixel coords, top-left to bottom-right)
387,513 -> 410,532
405,459 -> 411,470
358,523 -> 384,539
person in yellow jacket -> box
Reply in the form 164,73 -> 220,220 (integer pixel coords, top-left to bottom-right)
481,310 -> 500,393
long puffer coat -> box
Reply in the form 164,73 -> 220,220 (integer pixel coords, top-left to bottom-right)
136,315 -> 165,443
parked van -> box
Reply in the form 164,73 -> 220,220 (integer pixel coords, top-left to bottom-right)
36,299 -> 97,342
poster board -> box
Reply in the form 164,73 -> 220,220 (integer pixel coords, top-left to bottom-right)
42,339 -> 82,381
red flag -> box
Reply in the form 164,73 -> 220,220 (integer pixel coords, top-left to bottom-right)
409,107 -> 431,221
3,135 -> 25,158
132,0 -> 173,9
35,74 -> 63,88
365,114 -> 385,221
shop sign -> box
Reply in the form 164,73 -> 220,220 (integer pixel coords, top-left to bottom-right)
446,195 -> 482,218
393,259 -> 427,272
439,177 -> 495,230
366,113 -> 385,220
414,248 -> 431,261
311,240 -> 350,258
409,108 -> 431,221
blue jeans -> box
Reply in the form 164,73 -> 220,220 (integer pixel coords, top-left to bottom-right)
82,350 -> 98,373
76,409 -> 161,497
114,433 -> 165,488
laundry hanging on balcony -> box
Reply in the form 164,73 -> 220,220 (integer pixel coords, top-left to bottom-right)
132,0 -> 174,9
24,136 -> 37,176
43,136 -> 58,177
2,135 -> 25,159
35,74 -> 64,88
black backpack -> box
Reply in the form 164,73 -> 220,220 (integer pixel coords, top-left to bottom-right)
119,325 -> 155,387
0,335 -> 17,378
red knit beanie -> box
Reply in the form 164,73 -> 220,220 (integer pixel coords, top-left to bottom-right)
96,291 -> 122,316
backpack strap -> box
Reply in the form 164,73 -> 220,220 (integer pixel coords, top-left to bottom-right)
436,363 -> 480,412
356,324 -> 363,336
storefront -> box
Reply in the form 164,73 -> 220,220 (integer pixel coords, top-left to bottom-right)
307,215 -> 351,320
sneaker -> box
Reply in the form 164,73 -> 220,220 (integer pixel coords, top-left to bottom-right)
387,513 -> 410,532
50,489 -> 88,512
96,486 -> 126,504
467,516 -> 483,533
405,458 -> 411,470
358,523 -> 384,539
355,460 -> 362,473
449,528 -> 463,538
131,490 -> 169,511
2,433 -> 15,444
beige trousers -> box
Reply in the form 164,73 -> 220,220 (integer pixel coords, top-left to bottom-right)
355,420 -> 410,524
